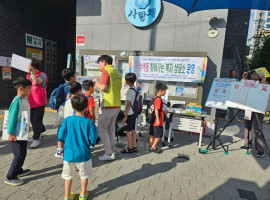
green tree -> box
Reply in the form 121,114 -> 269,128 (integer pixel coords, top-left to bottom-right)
251,36 -> 270,71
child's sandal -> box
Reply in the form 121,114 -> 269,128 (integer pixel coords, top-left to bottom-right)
120,147 -> 134,154
133,146 -> 138,152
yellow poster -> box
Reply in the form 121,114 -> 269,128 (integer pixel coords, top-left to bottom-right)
26,47 -> 43,60
255,67 -> 270,78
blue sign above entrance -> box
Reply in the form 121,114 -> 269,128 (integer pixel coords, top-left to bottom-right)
125,0 -> 161,27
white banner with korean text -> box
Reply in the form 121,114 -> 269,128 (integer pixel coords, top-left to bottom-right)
129,56 -> 208,83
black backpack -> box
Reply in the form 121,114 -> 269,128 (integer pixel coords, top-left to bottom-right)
146,97 -> 163,124
130,88 -> 143,118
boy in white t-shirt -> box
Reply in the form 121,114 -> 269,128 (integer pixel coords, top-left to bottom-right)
55,81 -> 82,158
121,73 -> 138,153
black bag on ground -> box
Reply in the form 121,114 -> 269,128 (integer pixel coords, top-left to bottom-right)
115,110 -> 126,137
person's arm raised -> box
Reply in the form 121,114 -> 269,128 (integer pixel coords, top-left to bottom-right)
27,65 -> 43,85
93,77 -> 108,92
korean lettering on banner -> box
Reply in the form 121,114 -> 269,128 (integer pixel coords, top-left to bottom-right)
130,56 -> 208,83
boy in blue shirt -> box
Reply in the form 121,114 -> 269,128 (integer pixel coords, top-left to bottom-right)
55,81 -> 83,158
58,94 -> 98,200
4,77 -> 32,186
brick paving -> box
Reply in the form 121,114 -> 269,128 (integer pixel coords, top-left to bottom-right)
0,111 -> 270,200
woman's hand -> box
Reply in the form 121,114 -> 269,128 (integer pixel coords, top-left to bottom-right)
242,72 -> 248,79
27,65 -> 35,74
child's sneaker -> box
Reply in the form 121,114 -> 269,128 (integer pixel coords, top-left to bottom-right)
55,148 -> 64,158
4,178 -> 24,186
79,192 -> 89,200
64,193 -> 75,200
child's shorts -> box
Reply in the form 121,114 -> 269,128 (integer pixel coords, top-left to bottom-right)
149,125 -> 163,138
62,159 -> 93,180
125,114 -> 136,132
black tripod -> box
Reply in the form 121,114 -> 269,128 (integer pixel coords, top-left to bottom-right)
199,109 -> 241,154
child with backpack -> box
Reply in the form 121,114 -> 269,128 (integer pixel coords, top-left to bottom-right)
82,80 -> 96,122
55,81 -> 83,158
4,77 -> 32,186
49,68 -> 76,111
121,73 -> 142,153
148,82 -> 168,154
62,68 -> 77,100
58,94 -> 97,200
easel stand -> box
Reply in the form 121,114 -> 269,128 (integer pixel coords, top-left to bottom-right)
199,109 -> 241,155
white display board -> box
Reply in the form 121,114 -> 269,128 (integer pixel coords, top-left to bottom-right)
226,80 -> 270,114
129,56 -> 208,83
205,78 -> 236,110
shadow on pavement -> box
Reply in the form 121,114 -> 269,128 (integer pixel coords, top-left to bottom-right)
23,164 -> 63,183
199,178 -> 270,200
90,157 -> 188,198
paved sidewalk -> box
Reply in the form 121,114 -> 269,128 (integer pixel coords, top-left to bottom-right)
0,111 -> 270,200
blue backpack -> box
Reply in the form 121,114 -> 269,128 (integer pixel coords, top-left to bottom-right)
49,82 -> 68,110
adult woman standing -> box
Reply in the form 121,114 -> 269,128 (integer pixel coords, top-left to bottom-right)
26,59 -> 48,148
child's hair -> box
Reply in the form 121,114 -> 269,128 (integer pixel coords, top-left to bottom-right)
97,55 -> 113,65
31,58 -> 41,70
62,68 -> 75,81
71,94 -> 88,112
82,80 -> 94,91
13,77 -> 32,90
156,82 -> 168,92
68,81 -> 82,95
125,73 -> 137,84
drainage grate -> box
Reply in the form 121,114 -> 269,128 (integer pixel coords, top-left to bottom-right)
237,189 -> 257,200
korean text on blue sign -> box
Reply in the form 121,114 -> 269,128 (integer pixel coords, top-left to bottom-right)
125,0 -> 161,27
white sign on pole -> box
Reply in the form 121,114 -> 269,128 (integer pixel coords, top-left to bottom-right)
26,34 -> 43,49
205,78 -> 236,110
226,80 -> 270,114
129,56 -> 208,83
11,54 -> 31,73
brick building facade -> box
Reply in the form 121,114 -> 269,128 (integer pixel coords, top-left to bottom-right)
0,0 -> 76,108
